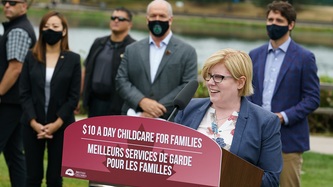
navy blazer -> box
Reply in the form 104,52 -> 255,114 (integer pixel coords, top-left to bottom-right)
175,97 -> 282,187
248,39 -> 320,153
20,51 -> 81,130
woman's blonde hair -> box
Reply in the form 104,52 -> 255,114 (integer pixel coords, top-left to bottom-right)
201,48 -> 254,96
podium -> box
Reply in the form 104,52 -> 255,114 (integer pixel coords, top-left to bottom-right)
220,148 -> 263,186
62,116 -> 263,187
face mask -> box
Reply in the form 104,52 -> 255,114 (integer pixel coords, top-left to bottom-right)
266,24 -> 289,40
148,20 -> 169,37
42,29 -> 63,45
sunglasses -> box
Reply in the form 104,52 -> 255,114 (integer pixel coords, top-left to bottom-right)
1,0 -> 24,6
204,73 -> 233,83
110,16 -> 129,22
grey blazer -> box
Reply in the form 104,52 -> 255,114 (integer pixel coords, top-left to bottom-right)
116,35 -> 198,119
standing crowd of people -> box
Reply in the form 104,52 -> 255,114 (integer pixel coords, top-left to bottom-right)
0,0 -> 320,187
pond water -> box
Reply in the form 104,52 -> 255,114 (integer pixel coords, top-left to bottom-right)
1,26 -> 332,76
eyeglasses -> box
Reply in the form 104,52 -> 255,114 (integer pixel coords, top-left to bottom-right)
204,73 -> 233,83
1,0 -> 24,6
110,16 -> 130,22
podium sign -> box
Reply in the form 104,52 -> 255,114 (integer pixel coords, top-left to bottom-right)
62,116 -> 222,187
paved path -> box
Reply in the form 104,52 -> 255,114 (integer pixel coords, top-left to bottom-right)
310,136 -> 333,155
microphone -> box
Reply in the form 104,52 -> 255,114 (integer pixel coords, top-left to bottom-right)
167,80 -> 199,121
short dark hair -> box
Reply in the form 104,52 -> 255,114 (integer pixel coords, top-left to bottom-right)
114,7 -> 133,21
266,1 -> 297,24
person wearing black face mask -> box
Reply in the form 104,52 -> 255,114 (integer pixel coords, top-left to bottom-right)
42,28 -> 63,45
19,11 -> 81,186
116,0 -> 198,121
248,1 -> 320,187
148,20 -> 169,37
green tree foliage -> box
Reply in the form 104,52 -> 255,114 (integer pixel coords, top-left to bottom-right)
251,0 -> 333,8
309,76 -> 333,134
191,0 -> 245,5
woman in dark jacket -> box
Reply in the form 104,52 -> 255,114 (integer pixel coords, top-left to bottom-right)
20,11 -> 81,187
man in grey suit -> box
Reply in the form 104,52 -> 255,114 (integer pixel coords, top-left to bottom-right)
116,0 -> 198,120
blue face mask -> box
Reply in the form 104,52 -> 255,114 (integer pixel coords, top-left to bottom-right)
266,24 -> 289,40
148,20 -> 169,37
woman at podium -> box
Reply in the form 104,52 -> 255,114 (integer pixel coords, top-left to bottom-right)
174,48 -> 282,187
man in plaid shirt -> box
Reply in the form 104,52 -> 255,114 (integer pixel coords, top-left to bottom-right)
0,0 -> 36,186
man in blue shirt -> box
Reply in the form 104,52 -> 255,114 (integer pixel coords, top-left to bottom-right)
248,1 -> 320,187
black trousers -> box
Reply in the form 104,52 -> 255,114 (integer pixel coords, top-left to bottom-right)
0,104 -> 26,187
23,124 -> 64,187
88,96 -> 115,186
88,96 -> 113,117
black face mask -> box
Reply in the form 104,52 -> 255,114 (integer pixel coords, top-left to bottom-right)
266,24 -> 289,40
148,20 -> 169,37
42,29 -> 63,45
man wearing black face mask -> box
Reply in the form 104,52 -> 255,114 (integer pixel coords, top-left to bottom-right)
116,0 -> 197,120
0,0 -> 36,186
248,1 -> 320,187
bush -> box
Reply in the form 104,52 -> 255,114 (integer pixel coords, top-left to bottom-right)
309,76 -> 333,134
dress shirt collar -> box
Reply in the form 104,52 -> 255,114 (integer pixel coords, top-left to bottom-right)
268,37 -> 291,53
149,31 -> 173,47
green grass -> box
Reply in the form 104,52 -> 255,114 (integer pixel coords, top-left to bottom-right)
301,152 -> 333,186
1,151 -> 332,186
0,153 -> 88,187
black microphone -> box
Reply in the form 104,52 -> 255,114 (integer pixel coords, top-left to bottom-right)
167,80 -> 199,121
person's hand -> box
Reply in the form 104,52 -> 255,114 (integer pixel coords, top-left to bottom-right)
43,122 -> 62,136
30,120 -> 42,133
140,111 -> 155,118
36,129 -> 53,139
275,113 -> 285,125
74,102 -> 81,115
30,120 -> 53,139
139,98 -> 167,118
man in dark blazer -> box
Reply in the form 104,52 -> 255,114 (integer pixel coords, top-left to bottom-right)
116,0 -> 197,120
248,1 -> 320,187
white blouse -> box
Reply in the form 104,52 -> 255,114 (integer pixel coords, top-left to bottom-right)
197,107 -> 238,150
44,67 -> 54,114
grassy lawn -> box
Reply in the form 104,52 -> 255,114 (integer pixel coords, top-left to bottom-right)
301,152 -> 333,186
0,153 -> 88,187
1,151 -> 332,186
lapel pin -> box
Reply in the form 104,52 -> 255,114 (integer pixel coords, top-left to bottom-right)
166,50 -> 171,55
